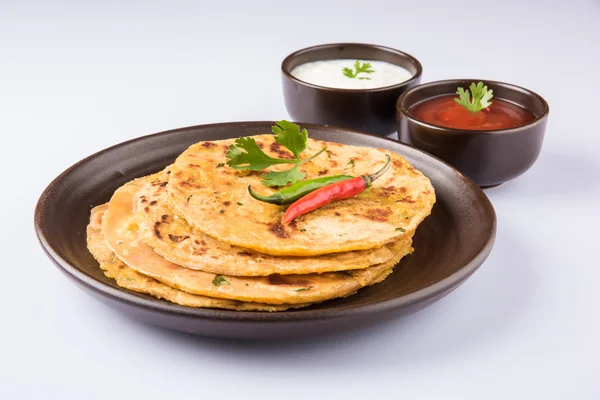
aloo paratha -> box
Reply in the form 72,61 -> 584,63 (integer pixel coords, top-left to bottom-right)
168,135 -> 434,256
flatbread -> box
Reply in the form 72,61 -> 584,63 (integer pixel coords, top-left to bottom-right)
86,205 -> 308,311
136,169 -> 412,276
101,175 -> 412,305
168,135 -> 435,256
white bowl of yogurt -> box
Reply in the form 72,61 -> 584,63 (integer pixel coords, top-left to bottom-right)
282,43 -> 422,136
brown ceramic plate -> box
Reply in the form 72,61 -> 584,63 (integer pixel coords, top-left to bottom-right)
34,122 -> 496,339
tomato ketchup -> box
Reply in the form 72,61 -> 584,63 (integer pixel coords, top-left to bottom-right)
410,95 -> 535,130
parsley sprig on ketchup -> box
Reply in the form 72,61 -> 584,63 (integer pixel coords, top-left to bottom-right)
410,82 -> 535,130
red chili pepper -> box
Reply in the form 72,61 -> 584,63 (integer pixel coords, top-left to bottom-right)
282,154 -> 391,224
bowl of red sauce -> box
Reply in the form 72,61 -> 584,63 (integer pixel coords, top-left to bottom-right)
396,79 -> 549,187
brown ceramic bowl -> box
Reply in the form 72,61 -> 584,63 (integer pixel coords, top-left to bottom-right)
282,43 -> 422,136
34,121 -> 495,339
396,79 -> 549,187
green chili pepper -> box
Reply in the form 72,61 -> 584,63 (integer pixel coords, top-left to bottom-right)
248,174 -> 354,205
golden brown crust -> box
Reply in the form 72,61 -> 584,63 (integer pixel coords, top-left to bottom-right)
86,205 -> 310,311
136,169 -> 411,276
168,135 -> 435,256
100,175 -> 411,305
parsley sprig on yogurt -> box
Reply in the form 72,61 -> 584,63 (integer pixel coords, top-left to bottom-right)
342,61 -> 375,80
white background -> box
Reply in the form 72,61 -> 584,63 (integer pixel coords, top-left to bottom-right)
2,0 -> 599,398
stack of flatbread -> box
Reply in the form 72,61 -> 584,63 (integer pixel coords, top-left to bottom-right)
87,135 -> 435,311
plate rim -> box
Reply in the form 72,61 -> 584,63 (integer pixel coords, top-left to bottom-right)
34,121 -> 497,322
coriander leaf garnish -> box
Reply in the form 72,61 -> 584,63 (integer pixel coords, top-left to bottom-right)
454,82 -> 494,113
272,120 -> 307,159
216,162 -> 225,168
261,164 -> 305,187
212,274 -> 230,286
237,201 -> 243,206
226,137 -> 292,171
294,286 -> 314,292
344,158 -> 356,171
395,227 -> 406,232
342,60 -> 375,80
225,121 -> 327,187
